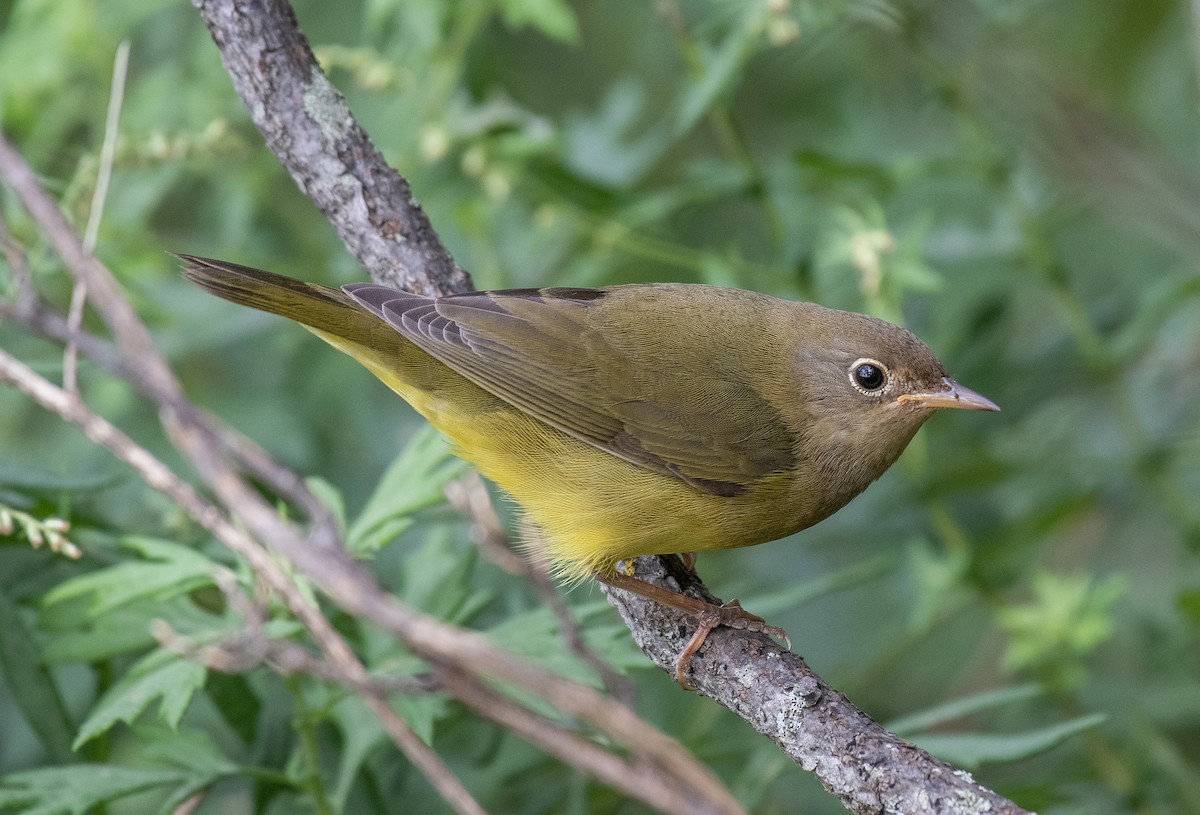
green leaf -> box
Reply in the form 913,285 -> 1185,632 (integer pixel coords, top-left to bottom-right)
305,475 -> 347,536
206,672 -> 261,746
675,13 -> 763,136
747,553 -> 897,617
0,765 -> 185,815
997,572 -> 1127,690
887,684 -> 1043,736
132,726 -> 238,778
496,0 -> 579,43
0,461 -> 123,492
41,597 -> 219,664
563,79 -> 672,186
395,530 -> 489,622
347,426 -> 468,555
330,696 -> 390,809
911,713 -> 1107,770
0,589 -> 74,762
73,648 -> 207,748
42,536 -> 217,618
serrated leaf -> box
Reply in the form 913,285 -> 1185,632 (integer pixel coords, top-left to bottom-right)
143,729 -> 244,815
43,536 -> 216,618
395,530 -> 488,621
0,589 -> 74,762
348,426 -> 468,555
41,597 -> 221,664
487,606 -> 599,684
0,765 -> 185,815
911,713 -> 1107,769
132,726 -> 238,778
74,649 -> 207,748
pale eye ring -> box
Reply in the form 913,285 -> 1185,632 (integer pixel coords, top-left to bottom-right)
849,358 -> 889,393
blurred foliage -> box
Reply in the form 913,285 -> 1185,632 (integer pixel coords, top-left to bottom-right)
1,0 -> 1199,812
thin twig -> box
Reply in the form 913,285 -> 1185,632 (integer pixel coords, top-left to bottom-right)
447,474 -> 636,706
0,346 -> 491,815
445,472 -> 525,575
84,41 -> 131,252
0,131 -> 748,815
0,345 -> 741,815
0,216 -> 37,316
0,131 -> 340,554
66,40 -> 131,394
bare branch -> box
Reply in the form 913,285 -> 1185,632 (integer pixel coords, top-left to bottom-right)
0,347 -> 491,815
0,269 -> 334,528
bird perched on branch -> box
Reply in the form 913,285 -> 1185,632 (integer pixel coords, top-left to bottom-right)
182,255 -> 997,685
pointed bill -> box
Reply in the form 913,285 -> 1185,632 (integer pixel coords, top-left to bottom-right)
896,378 -> 1000,412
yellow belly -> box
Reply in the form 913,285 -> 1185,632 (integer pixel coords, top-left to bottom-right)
317,327 -> 799,582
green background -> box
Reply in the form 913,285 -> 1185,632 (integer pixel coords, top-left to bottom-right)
1,0 -> 1198,812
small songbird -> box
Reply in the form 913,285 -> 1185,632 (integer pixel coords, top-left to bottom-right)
181,255 -> 998,684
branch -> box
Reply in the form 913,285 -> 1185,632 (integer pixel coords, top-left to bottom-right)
191,0 -> 469,296
0,132 -> 745,815
0,348 -> 488,815
0,340 -> 742,815
185,2 -> 1027,812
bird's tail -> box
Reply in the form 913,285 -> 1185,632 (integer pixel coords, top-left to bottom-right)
178,254 -> 374,339
179,253 -> 462,408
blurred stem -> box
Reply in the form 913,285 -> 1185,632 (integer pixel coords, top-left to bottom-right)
424,4 -> 489,120
533,175 -> 784,281
1191,0 -> 1200,122
660,0 -> 785,248
1010,192 -> 1112,372
288,676 -> 336,815
1130,718 -> 1200,812
92,660 -> 115,815
1057,694 -> 1136,800
928,500 -> 970,557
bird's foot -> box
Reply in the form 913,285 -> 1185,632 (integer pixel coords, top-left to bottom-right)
597,569 -> 789,690
674,599 -> 789,687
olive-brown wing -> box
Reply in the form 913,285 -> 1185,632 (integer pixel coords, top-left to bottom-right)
344,284 -> 795,497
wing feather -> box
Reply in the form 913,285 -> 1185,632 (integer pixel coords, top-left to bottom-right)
344,284 -> 795,496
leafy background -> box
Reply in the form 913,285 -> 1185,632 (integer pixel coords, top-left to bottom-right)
2,0 -> 1199,812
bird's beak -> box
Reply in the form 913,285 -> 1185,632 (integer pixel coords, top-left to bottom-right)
896,378 -> 1000,412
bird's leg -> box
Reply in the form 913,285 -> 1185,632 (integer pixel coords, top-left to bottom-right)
678,551 -> 697,574
597,569 -> 789,688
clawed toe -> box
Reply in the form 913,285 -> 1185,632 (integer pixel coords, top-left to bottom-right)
673,599 -> 790,688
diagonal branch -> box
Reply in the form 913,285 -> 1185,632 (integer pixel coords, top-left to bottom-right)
183,2 -> 1033,813
0,132 -> 746,815
192,0 -> 469,296
0,347 -> 488,815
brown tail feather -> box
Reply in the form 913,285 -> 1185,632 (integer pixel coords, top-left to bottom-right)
177,254 -> 377,342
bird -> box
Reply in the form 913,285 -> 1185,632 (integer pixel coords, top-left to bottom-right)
180,255 -> 998,685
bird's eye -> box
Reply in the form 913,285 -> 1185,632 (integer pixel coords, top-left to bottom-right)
850,359 -> 888,393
